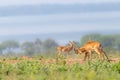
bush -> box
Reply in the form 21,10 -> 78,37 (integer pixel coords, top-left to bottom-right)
112,61 -> 120,73
0,62 -> 14,75
17,61 -> 41,74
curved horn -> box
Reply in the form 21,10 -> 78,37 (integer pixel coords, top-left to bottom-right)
69,41 -> 72,43
73,41 -> 80,48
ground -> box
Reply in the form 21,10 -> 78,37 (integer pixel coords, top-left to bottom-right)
0,56 -> 119,65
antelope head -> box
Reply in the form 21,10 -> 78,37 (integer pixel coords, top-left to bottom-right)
74,48 -> 79,54
74,47 -> 86,54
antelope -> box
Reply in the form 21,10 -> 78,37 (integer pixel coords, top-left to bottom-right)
57,41 -> 74,58
74,41 -> 109,61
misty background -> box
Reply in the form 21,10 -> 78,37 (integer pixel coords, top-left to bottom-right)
0,0 -> 120,56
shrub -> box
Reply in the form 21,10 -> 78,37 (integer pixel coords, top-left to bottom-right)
112,61 -> 120,73
0,62 -> 14,75
17,61 -> 41,74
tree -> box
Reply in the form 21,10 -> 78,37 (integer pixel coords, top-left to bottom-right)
21,42 -> 35,56
80,34 -> 120,53
0,43 -> 5,55
34,38 -> 42,53
112,35 -> 120,50
101,35 -> 116,47
42,38 -> 58,53
1,40 -> 19,53
81,34 -> 102,45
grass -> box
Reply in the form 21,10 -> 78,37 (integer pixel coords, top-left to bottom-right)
0,54 -> 120,80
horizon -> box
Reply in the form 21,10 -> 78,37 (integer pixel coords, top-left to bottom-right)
0,0 -> 120,44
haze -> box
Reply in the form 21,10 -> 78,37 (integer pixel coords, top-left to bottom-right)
0,0 -> 120,44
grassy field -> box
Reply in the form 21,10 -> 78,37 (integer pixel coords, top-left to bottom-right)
0,54 -> 120,80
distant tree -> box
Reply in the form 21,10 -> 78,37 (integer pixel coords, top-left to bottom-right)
0,43 -> 5,55
1,40 -> 19,53
80,34 -> 120,53
111,35 -> 120,50
42,38 -> 58,53
81,34 -> 102,45
100,35 -> 116,47
21,42 -> 35,56
34,38 -> 42,53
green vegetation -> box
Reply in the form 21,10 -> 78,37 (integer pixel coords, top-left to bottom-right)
0,58 -> 120,80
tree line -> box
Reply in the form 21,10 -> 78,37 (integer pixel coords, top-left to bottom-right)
80,34 -> 120,54
0,34 -> 120,56
0,38 -> 58,56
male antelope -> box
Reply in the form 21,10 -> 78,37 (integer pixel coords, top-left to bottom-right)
57,41 -> 74,57
74,41 -> 109,61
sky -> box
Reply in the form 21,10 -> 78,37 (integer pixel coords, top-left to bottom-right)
0,0 -> 120,44
0,12 -> 120,35
0,0 -> 120,6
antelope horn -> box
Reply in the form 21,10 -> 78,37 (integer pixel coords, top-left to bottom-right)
74,42 -> 80,48
69,41 -> 72,43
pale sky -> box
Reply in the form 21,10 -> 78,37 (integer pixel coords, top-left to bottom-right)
0,12 -> 120,35
0,0 -> 120,36
0,0 -> 120,6
0,0 -> 120,44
